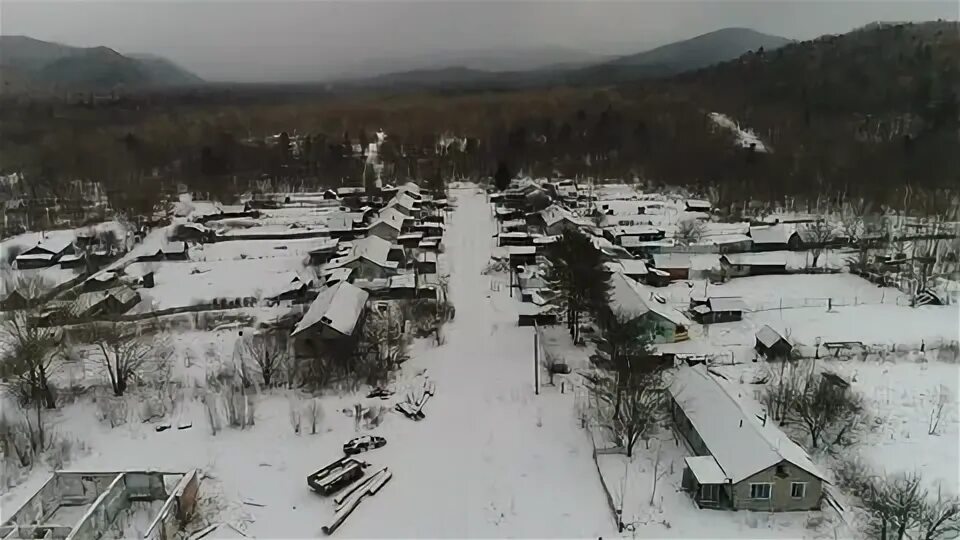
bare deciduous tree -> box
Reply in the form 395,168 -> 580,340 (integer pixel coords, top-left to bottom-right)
86,323 -> 170,396
236,330 -> 290,387
0,310 -> 62,408
805,219 -> 835,268
789,368 -> 863,449
676,219 -> 707,246
585,367 -> 665,458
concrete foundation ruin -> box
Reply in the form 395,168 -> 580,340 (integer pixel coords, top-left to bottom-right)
0,469 -> 199,540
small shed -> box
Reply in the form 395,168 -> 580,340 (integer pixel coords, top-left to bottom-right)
685,199 -> 712,212
755,325 -> 793,360
720,253 -> 788,277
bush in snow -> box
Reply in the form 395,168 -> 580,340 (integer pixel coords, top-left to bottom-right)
0,408 -> 78,488
95,393 -> 130,428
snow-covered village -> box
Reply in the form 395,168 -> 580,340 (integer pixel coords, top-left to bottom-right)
1,8 -> 959,540
1,167 -> 958,538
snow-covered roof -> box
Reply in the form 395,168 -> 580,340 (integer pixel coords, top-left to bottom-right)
592,200 -> 647,216
308,238 -> 340,254
652,253 -> 692,269
721,253 -> 787,266
670,364 -> 824,483
697,233 -> 752,246
397,232 -> 425,241
617,258 -> 648,275
685,456 -> 727,484
499,231 -> 531,239
749,225 -> 790,245
371,207 -> 407,232
508,246 -> 537,256
22,236 -> 74,256
608,272 -> 650,317
292,282 -> 369,337
532,235 -> 560,245
608,272 -> 691,327
756,325 -> 787,348
707,297 -> 747,312
685,199 -> 712,210
351,235 -> 392,266
538,205 -> 575,228
321,266 -> 354,284
607,225 -> 662,237
15,253 -> 55,262
389,273 -> 416,289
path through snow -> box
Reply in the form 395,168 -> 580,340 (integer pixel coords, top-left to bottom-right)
338,186 -> 614,536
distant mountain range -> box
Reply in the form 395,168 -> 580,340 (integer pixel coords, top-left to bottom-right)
338,27 -> 793,90
0,28 -> 789,94
0,36 -> 202,93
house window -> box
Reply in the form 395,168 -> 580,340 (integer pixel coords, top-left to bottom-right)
750,483 -> 772,500
700,484 -> 719,502
791,482 -> 807,499
775,464 -> 788,478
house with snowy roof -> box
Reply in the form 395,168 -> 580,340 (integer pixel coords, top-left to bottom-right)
15,237 -> 76,269
529,205 -> 584,236
748,225 -> 790,251
603,225 -> 665,246
755,325 -> 793,360
368,207 -> 409,242
292,282 -> 369,357
670,364 -> 825,511
606,272 -> 690,343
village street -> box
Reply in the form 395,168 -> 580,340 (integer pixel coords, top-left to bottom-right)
338,186 -> 615,537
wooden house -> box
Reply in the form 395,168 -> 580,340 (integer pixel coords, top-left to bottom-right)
69,286 -> 141,320
367,208 -> 408,242
652,254 -> 692,281
603,225 -> 665,246
755,325 -> 793,360
689,296 -> 747,324
749,225 -> 790,251
15,237 -> 75,269
670,364 -> 826,511
292,282 -> 369,358
607,272 -> 690,343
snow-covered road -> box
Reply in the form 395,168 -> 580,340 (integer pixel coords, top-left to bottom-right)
339,187 -> 615,537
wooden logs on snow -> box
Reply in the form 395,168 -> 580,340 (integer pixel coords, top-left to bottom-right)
322,467 -> 392,535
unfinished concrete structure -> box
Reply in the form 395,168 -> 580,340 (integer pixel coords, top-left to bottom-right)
0,469 -> 199,540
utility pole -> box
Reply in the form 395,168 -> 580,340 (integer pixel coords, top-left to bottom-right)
534,324 -> 540,396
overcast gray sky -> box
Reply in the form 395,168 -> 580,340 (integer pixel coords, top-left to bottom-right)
2,1 -> 956,82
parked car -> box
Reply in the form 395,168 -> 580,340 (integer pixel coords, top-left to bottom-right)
343,435 -> 387,455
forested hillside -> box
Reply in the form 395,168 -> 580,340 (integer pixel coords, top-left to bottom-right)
0,22 -> 956,215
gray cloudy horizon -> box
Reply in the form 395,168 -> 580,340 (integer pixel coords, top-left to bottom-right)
2,1 -> 957,82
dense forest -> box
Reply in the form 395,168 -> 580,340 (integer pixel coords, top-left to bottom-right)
0,21 -> 957,217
